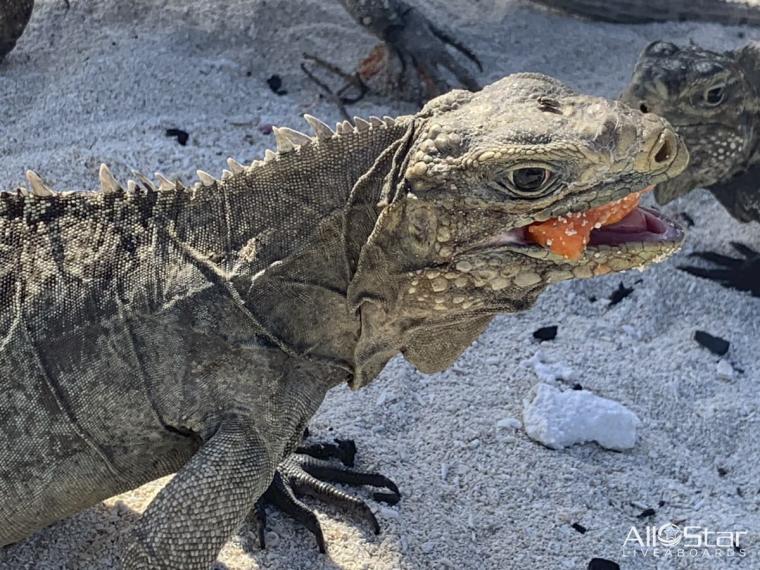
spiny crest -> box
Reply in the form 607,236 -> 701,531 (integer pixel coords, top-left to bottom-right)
2,113 -> 400,204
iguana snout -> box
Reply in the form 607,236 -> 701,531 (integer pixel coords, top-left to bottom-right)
621,41 -> 759,206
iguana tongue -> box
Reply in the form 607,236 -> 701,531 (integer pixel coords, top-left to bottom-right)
526,185 -> 655,260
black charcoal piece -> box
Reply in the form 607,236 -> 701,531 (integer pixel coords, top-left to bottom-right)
608,282 -> 634,305
165,128 -> 189,146
533,325 -> 558,341
267,74 -> 288,95
694,330 -> 730,356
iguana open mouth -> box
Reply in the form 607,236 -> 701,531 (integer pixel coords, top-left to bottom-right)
480,185 -> 682,261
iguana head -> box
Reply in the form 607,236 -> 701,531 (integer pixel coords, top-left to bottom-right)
620,41 -> 760,206
348,74 -> 687,383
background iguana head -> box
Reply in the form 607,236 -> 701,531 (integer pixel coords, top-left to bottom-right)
349,73 -> 687,383
621,41 -> 760,208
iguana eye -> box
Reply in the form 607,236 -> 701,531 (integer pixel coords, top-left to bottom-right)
507,167 -> 554,196
704,84 -> 726,106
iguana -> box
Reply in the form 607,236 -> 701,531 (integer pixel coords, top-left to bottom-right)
620,40 -> 760,296
0,72 -> 687,569
529,0 -> 760,25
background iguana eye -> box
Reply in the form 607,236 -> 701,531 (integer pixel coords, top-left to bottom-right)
508,167 -> 553,196
704,84 -> 726,106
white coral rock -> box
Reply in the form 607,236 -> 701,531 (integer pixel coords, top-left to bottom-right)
522,383 -> 641,451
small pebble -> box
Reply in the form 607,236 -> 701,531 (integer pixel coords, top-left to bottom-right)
421,541 -> 435,554
264,531 -> 280,548
496,417 -> 522,430
717,359 -> 734,379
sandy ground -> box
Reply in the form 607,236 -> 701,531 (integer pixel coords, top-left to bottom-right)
1,1 -> 760,569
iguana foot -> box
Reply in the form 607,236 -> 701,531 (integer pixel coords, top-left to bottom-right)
0,0 -> 34,61
250,449 -> 400,553
337,0 -> 481,102
680,242 -> 760,297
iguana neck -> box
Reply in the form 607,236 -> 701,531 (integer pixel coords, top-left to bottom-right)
186,116 -> 417,374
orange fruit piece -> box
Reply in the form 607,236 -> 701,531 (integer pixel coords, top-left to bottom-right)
526,189 -> 649,260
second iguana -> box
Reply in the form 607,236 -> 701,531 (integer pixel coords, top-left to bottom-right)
621,40 -> 760,295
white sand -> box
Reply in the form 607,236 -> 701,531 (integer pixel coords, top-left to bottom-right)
1,1 -> 760,568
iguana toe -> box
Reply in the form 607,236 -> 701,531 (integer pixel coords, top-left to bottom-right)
252,452 -> 399,552
296,436 -> 358,467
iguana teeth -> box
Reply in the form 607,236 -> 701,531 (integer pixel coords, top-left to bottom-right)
264,149 -> 277,162
276,127 -> 312,147
98,164 -> 121,194
127,180 -> 137,193
336,121 -> 354,135
221,169 -> 233,180
368,116 -> 384,128
353,117 -> 371,132
272,127 -> 296,153
155,172 -> 175,191
25,170 -> 54,197
226,158 -> 245,174
197,170 -> 216,186
303,114 -> 334,139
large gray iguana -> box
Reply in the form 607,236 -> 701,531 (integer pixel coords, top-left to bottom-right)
0,72 -> 687,568
620,41 -> 760,296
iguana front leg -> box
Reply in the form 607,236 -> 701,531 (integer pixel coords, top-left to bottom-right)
338,0 -> 481,101
251,440 -> 400,552
122,418 -> 276,570
0,0 -> 34,61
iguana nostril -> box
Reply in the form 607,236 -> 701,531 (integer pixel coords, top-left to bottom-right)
639,102 -> 649,113
652,130 -> 676,165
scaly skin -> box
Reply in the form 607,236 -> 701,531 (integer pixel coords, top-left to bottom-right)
530,0 -> 760,25
1,73 -> 687,568
0,0 -> 33,60
621,41 -> 760,295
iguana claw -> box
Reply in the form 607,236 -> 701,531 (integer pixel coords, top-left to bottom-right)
679,242 -> 760,297
250,440 -> 400,553
338,0 -> 481,102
